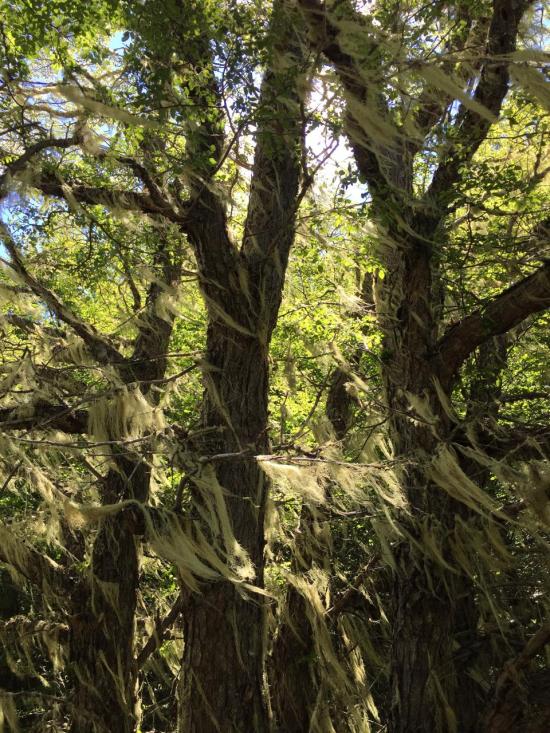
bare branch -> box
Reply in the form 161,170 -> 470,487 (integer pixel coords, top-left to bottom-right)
2,313 -> 65,338
327,554 -> 379,619
103,153 -> 185,222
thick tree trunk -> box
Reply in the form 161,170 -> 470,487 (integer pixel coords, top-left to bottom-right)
381,259 -> 488,732
375,237 -> 465,732
387,459 -> 461,733
295,0 -> 532,727
390,336 -> 509,733
389,540 -> 456,733
178,328 -> 270,732
270,585 -> 318,733
175,5 -> 304,726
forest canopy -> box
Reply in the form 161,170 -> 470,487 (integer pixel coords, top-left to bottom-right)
0,0 -> 549,732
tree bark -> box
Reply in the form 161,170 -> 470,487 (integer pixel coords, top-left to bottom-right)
67,460 -> 148,733
296,0 -> 535,729
270,505 -> 321,733
179,328 -> 271,732
67,253 -> 180,733
175,3 -> 306,728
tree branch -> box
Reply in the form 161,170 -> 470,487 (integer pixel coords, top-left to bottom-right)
455,421 -> 550,462
0,134 -> 82,197
327,554 -> 379,619
297,0 -> 393,194
411,2 -> 487,148
2,313 -> 65,338
158,1 -> 243,302
136,592 -> 184,668
0,615 -> 69,645
0,402 -> 88,434
0,220 -> 126,367
435,261 -> 550,387
485,623 -> 550,733
241,2 -> 307,328
0,524 -> 68,594
103,153 -> 184,222
33,171 -> 186,224
425,0 -> 531,209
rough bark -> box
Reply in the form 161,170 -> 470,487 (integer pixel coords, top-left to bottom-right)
270,506 -> 321,733
68,507 -> 142,733
2,2 -> 305,728
175,3 -> 306,729
179,328 -> 271,732
66,251 -> 181,733
297,0 -> 536,729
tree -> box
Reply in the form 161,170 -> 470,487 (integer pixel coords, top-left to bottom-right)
1,0 -> 549,732
297,0 -> 550,730
0,0 -> 310,730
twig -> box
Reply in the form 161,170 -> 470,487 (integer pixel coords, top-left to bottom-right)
137,593 -> 184,668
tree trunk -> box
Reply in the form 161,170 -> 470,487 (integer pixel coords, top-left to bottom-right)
68,295 -> 177,733
175,4 -> 305,726
294,0 -> 532,727
178,328 -> 270,732
68,512 -> 141,733
374,235 -> 463,732
389,544 -> 456,733
381,259 -> 488,732
67,453 -> 151,733
270,505 -> 321,733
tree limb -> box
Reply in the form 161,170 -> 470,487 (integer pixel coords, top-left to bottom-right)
104,153 -> 184,222
241,2 -> 307,328
33,171 -> 186,224
454,421 -> 550,462
485,623 -> 550,733
136,592 -> 184,668
435,261 -> 550,388
0,134 -> 82,197
2,313 -> 65,338
327,554 -> 379,619
0,615 -> 69,645
0,524 -> 68,594
425,0 -> 531,210
297,0 -> 394,195
0,220 -> 126,367
0,402 -> 88,434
